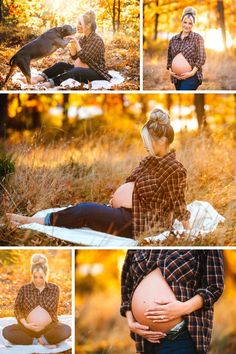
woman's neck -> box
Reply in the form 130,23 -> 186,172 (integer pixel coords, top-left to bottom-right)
84,29 -> 92,37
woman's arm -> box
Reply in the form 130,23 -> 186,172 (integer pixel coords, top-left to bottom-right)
165,169 -> 190,228
145,251 -> 224,322
144,295 -> 203,322
76,36 -> 104,65
14,287 -> 25,322
194,35 -> 206,70
126,156 -> 150,183
120,251 -> 134,317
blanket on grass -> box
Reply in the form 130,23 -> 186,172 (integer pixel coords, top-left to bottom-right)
0,315 -> 71,354
18,200 -> 225,246
12,68 -> 124,90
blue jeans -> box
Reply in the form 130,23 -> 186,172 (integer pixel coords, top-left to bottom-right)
43,62 -> 104,86
175,74 -> 200,91
45,202 -> 133,238
144,329 -> 198,354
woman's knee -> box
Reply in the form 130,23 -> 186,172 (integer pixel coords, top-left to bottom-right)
2,325 -> 18,343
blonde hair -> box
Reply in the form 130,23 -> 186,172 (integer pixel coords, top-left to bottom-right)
182,7 -> 197,23
83,10 -> 97,31
141,108 -> 174,156
31,254 -> 48,279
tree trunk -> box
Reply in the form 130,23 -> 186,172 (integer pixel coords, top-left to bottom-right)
112,0 -> 116,34
0,94 -> 8,139
62,94 -> 70,128
0,0 -> 3,22
154,0 -> 159,40
166,94 -> 172,112
117,0 -> 121,31
217,0 -> 227,50
194,94 -> 206,129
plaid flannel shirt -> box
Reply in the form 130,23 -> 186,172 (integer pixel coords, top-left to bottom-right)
120,250 -> 224,354
167,31 -> 206,84
14,282 -> 59,323
126,150 -> 190,238
71,31 -> 112,81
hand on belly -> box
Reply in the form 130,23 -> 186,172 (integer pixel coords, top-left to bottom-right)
110,182 -> 134,209
131,269 -> 183,332
26,306 -> 52,332
171,53 -> 192,76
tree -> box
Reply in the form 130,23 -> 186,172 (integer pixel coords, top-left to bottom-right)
194,94 -> 206,129
0,94 -> 8,139
217,0 -> 227,51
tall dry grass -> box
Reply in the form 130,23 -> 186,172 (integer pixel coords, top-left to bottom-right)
0,130 -> 235,246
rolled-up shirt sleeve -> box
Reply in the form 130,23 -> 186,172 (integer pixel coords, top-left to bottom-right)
14,286 -> 25,321
120,251 -> 134,317
77,36 -> 104,65
167,39 -> 173,70
194,35 -> 206,69
165,169 -> 190,222
195,250 -> 224,310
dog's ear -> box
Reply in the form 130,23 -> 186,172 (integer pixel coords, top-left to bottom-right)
61,25 -> 72,36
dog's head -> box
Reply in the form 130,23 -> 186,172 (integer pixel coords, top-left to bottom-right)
59,24 -> 76,37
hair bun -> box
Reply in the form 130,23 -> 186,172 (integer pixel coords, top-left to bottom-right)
149,108 -> 170,127
182,7 -> 197,17
31,254 -> 48,266
86,10 -> 96,21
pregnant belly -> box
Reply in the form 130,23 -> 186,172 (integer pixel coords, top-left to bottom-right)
131,268 -> 182,332
27,306 -> 52,332
112,182 -> 134,209
171,53 -> 192,75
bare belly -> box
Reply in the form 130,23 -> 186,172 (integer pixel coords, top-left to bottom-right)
112,182 -> 134,209
74,57 -> 89,68
27,306 -> 52,332
131,268 -> 182,332
171,53 -> 192,75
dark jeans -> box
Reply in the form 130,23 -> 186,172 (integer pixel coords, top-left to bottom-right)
45,202 -> 133,238
43,62 -> 104,86
175,74 -> 200,91
144,329 -> 197,354
3,322 -> 71,345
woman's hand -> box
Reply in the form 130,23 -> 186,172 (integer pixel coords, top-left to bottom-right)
178,71 -> 195,80
126,310 -> 166,343
24,322 -> 41,331
168,68 -> 180,78
128,320 -> 166,343
144,300 -> 187,322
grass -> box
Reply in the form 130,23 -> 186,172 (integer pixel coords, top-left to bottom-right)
0,25 -> 139,91
143,45 -> 236,90
0,128 -> 235,246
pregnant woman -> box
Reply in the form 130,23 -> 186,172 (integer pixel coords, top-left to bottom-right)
121,250 -> 224,354
167,7 -> 206,90
30,10 -> 111,88
2,254 -> 71,346
7,108 -> 190,239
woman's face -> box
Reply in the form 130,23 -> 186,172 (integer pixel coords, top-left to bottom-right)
77,18 -> 83,33
33,271 -> 45,288
181,16 -> 194,33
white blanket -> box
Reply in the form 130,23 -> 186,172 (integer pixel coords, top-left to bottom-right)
19,201 -> 224,246
0,315 -> 71,354
12,68 -> 124,90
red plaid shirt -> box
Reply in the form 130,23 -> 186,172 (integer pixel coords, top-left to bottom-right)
14,282 -> 59,323
126,150 -> 190,239
120,250 -> 224,354
71,31 -> 112,81
167,31 -> 206,84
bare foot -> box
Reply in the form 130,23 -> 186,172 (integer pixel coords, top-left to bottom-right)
37,81 -> 52,89
38,337 -> 57,348
21,75 -> 45,84
6,213 -> 45,225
